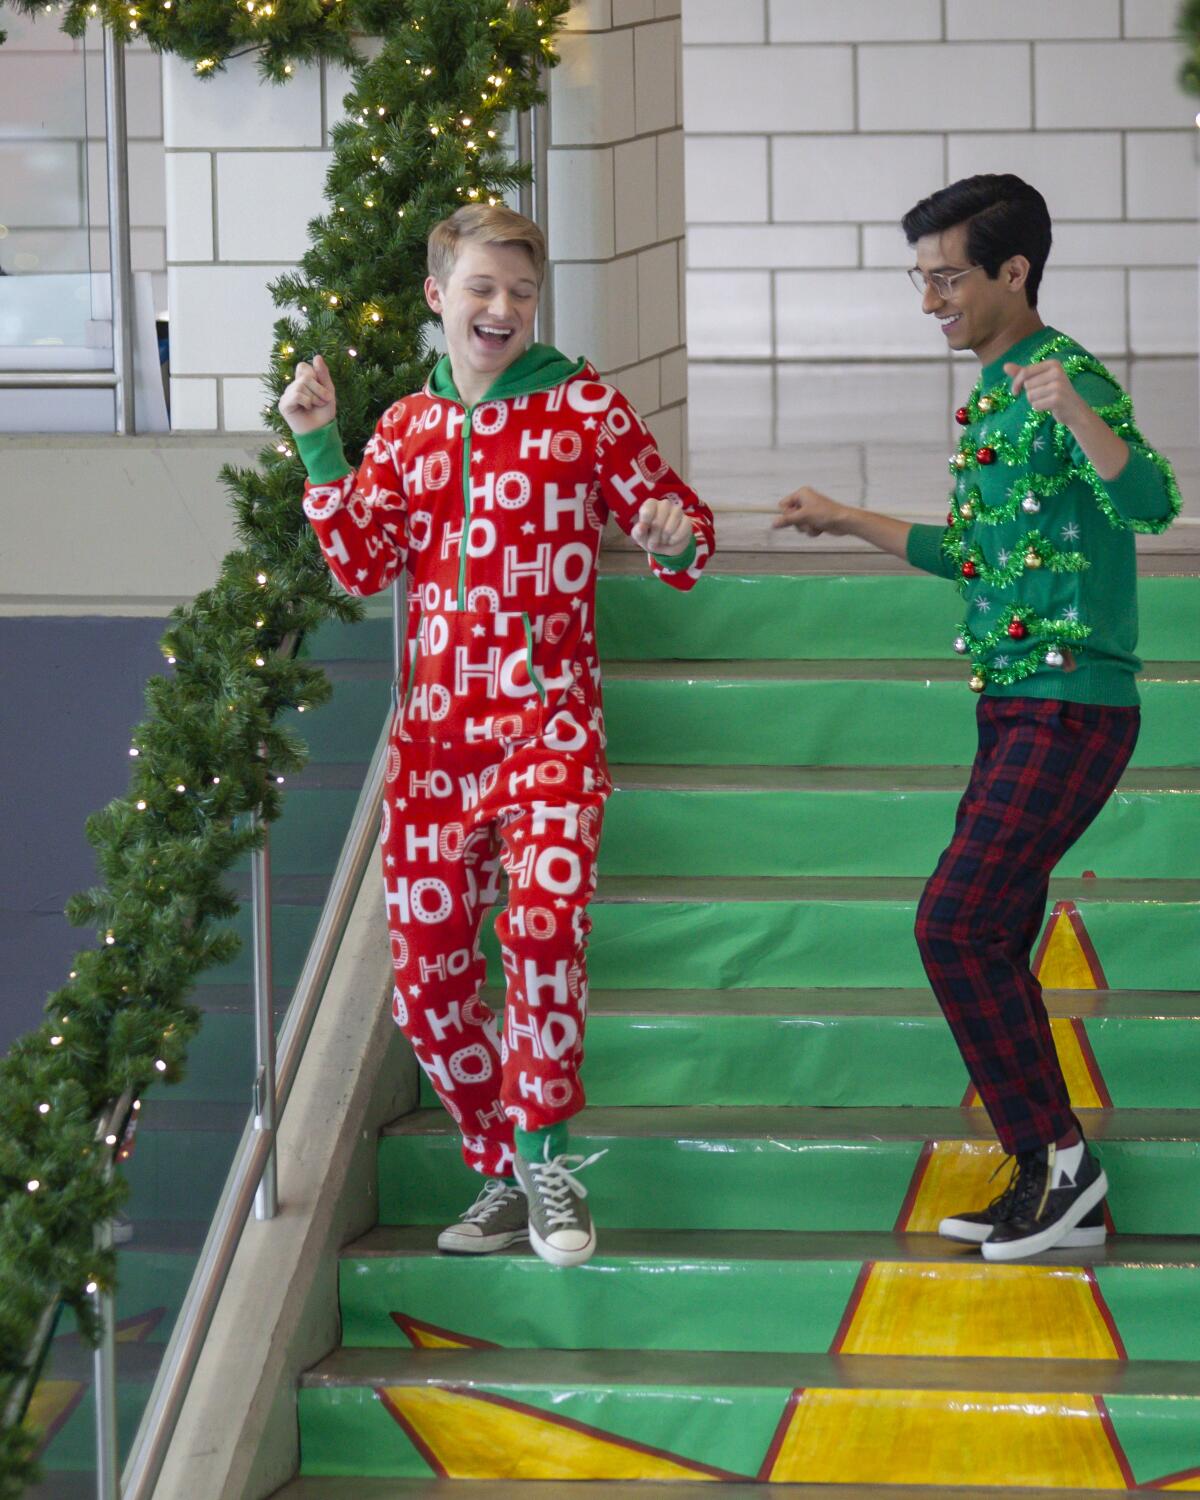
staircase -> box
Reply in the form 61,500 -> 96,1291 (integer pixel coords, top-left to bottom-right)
269,550 -> 1200,1496
28,549 -> 1200,1495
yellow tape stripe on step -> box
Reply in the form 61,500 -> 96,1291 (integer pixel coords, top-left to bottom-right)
762,1388 -> 1134,1488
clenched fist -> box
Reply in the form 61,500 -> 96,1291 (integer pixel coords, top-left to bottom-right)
631,497 -> 692,557
773,487 -> 848,536
1004,358 -> 1087,426
278,353 -> 338,435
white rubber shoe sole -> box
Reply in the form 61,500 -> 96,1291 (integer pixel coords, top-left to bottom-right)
981,1169 -> 1109,1262
939,1213 -> 1106,1249
528,1223 -> 597,1269
436,1224 -> 529,1255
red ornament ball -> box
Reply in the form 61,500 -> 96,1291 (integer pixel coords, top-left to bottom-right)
976,446 -> 997,465
955,406 -> 970,426
947,509 -> 955,525
1007,619 -> 1028,640
961,559 -> 977,579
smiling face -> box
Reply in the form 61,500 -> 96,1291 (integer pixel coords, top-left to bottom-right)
424,241 -> 540,400
912,222 -> 1039,365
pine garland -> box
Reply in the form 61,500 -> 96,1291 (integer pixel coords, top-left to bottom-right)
0,3 -> 570,1493
1180,0 -> 1200,94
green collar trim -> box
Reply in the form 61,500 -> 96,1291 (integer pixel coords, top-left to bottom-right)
428,342 -> 587,406
981,324 -> 1063,386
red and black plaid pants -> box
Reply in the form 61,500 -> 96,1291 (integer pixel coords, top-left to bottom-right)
914,695 -> 1140,1154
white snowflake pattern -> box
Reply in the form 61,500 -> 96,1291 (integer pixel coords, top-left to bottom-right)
974,596 -> 993,614
1062,606 -> 1080,623
993,654 -> 1010,669
1060,521 -> 1081,542
997,549 -> 1010,568
1033,430 -> 1049,452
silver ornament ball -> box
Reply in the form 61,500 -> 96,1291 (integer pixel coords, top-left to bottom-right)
953,634 -> 969,655
1044,649 -> 1065,669
1021,493 -> 1041,514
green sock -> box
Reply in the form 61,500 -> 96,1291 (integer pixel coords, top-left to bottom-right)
514,1122 -> 569,1163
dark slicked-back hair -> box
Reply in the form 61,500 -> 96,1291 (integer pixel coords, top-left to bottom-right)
901,174 -> 1052,307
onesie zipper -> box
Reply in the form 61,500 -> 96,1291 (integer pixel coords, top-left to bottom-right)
403,610 -> 423,707
458,405 -> 474,612
522,612 -> 546,704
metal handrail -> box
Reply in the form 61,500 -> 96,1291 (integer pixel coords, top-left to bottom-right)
119,711 -> 390,1500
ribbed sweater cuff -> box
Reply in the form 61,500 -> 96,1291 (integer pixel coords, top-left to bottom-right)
906,522 -> 952,578
295,421 -> 351,484
653,531 -> 698,571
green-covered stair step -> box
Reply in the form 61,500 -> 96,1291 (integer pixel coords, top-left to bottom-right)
412,987 -> 1200,1111
289,661 -> 1199,768
270,1482 -> 1150,1500
602,765 -> 1200,879
478,876 -> 1199,992
300,573 -> 1199,663
339,1226 -> 1200,1361
295,1346 -> 1200,1487
378,1106 -> 1200,1236
31,1339 -> 162,1474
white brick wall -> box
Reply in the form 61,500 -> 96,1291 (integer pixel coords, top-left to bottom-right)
683,0 -> 1200,450
0,11 -> 166,296
549,2 -> 689,471
162,14 -> 689,454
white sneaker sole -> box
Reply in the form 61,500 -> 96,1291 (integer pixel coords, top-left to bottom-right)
938,1216 -> 1106,1249
437,1227 -> 529,1255
981,1170 -> 1109,1263
529,1223 -> 597,1268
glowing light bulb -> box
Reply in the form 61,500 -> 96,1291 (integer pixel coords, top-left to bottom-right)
27,1180 -> 40,1192
136,799 -> 147,811
38,1103 -> 50,1115
154,1059 -> 167,1073
129,747 -> 140,757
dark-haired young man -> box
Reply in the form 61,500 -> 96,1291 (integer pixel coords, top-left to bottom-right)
775,174 -> 1179,1261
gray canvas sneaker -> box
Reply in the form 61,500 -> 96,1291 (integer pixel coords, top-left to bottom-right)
512,1144 -> 606,1268
436,1178 -> 528,1254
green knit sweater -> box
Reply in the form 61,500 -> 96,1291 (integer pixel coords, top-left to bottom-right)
905,327 -> 1180,706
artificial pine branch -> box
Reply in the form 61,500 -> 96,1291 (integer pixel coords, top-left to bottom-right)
0,2 -> 571,1490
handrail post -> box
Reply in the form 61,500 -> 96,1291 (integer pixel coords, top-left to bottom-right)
93,1203 -> 120,1500
250,812 -> 278,1220
102,24 -> 136,435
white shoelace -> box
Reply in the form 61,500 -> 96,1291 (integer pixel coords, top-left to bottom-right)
528,1147 -> 607,1230
459,1178 -> 522,1226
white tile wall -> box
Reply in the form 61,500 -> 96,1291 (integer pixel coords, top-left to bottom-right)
552,29 -> 636,146
165,153 -> 214,262
169,377 -> 219,430
555,256 -> 641,370
1035,43 -> 1194,129
0,142 -> 84,228
776,362 -> 951,445
684,47 -> 855,133
687,362 -> 774,448
771,0 -> 941,44
638,240 -> 681,355
772,136 -> 944,222
685,137 -> 769,222
947,0 -> 1120,40
167,264 -> 293,375
858,44 -> 1032,131
548,148 -> 616,261
216,151 -> 331,262
222,376 -> 274,431
634,21 -> 679,135
683,4 -> 1199,408
615,136 -> 660,253
163,55 -> 323,150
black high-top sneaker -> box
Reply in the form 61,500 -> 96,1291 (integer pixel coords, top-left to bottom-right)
939,1151 -> 1106,1249
982,1140 -> 1108,1262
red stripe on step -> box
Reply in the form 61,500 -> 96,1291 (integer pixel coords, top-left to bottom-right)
1083,1269 -> 1129,1362
828,1261 -> 874,1355
757,1388 -> 804,1483
377,1387 -> 449,1479
1143,1465 -> 1200,1488
1071,1016 -> 1115,1108
1093,1394 -> 1137,1489
893,1139 -> 935,1232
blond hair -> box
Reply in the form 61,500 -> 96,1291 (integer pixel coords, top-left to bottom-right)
427,204 -> 547,287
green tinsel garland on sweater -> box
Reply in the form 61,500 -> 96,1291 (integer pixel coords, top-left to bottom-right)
0,3 -> 570,1493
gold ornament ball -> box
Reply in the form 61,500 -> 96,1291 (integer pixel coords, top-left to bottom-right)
978,396 -> 993,413
1024,548 -> 1043,569
969,673 -> 987,694
959,501 -> 975,521
952,453 -> 968,470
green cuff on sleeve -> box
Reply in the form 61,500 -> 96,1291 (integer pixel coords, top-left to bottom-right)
653,531 -> 697,572
294,420 -> 351,485
906,522 -> 956,580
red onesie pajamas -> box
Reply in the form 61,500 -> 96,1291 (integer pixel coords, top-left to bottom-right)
298,343 -> 714,1180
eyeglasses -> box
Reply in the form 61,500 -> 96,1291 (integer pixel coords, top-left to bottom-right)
906,264 -> 982,298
